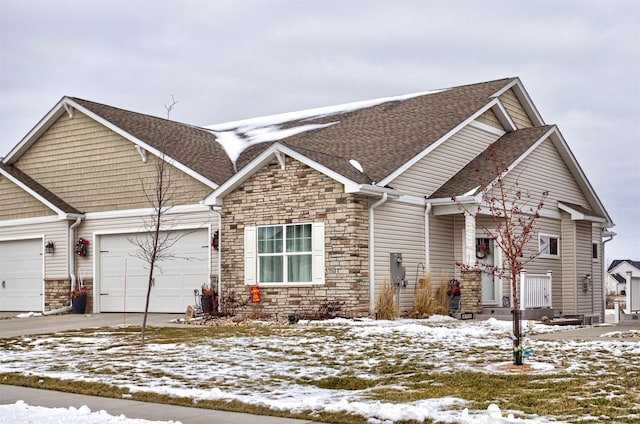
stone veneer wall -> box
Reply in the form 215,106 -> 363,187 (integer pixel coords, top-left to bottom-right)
45,279 -> 94,313
460,270 -> 482,314
221,157 -> 371,318
45,279 -> 70,311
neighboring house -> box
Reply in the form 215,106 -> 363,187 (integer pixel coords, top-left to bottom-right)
607,260 -> 640,312
0,77 -> 614,323
606,272 -> 626,295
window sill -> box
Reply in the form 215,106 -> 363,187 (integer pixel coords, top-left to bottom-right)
246,282 -> 324,288
539,254 -> 560,260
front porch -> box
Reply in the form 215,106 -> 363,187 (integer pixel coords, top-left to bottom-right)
457,269 -> 554,321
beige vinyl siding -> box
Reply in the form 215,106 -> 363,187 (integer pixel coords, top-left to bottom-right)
576,220 -> 595,316
475,109 -> 504,130
522,217 -> 563,315
15,111 -> 211,213
75,210 -> 218,285
499,89 -> 533,129
501,138 -> 589,216
561,213 -> 577,315
390,125 -> 500,197
429,215 -> 456,283
0,177 -> 55,220
0,220 -> 69,279
373,200 -> 425,311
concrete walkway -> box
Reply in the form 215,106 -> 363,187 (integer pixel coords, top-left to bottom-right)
0,385 -> 317,424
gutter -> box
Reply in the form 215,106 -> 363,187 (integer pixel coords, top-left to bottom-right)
369,193 -> 389,315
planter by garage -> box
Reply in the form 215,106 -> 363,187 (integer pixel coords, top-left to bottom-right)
72,295 -> 87,314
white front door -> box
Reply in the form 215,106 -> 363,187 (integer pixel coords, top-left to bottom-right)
97,229 -> 209,313
0,238 -> 43,311
476,237 -> 499,305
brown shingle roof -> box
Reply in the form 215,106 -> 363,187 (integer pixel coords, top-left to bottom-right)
234,77 -> 518,184
0,162 -> 82,215
68,78 -> 518,188
429,126 -> 553,199
71,98 -> 235,186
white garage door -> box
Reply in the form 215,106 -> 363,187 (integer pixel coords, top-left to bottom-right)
98,229 -> 209,313
0,238 -> 43,312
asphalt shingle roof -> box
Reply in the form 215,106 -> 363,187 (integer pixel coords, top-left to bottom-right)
234,77 -> 519,184
71,98 -> 235,186
0,162 -> 81,215
429,126 -> 553,199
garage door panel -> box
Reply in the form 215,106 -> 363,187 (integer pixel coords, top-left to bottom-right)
0,239 -> 43,311
98,230 -> 208,313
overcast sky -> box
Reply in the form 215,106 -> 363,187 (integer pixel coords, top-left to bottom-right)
1,0 -> 638,263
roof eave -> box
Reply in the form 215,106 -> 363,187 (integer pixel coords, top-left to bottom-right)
203,143 -> 369,206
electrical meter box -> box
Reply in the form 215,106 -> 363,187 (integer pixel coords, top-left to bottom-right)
390,253 -> 406,286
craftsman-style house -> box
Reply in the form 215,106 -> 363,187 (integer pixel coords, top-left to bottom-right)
0,77 -> 614,323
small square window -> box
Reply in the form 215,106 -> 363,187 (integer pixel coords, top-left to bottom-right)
539,234 -> 559,256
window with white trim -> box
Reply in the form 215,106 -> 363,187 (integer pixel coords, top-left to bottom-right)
539,234 -> 559,257
244,223 -> 324,285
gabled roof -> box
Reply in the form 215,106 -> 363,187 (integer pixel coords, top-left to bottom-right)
0,162 -> 82,217
608,259 -> 640,273
3,97 -> 233,187
427,125 -> 613,227
72,98 -> 235,187
213,77 -> 521,185
611,273 -> 627,284
429,126 -> 554,199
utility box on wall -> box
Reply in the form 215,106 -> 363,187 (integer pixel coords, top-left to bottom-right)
390,253 -> 406,287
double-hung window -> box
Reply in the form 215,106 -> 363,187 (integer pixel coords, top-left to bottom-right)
245,223 -> 324,285
539,234 -> 559,257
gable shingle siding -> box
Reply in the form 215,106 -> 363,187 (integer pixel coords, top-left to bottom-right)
390,125 -> 501,197
73,98 -> 235,185
499,88 -> 533,129
14,111 -> 212,212
0,175 -> 56,219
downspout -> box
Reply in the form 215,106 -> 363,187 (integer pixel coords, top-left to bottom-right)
369,193 -> 388,315
44,216 -> 82,315
211,207 -> 223,313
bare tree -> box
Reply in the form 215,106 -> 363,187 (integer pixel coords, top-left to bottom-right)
455,144 -> 548,365
129,96 -> 181,346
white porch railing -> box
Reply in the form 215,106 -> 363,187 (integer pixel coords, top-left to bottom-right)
519,270 -> 552,309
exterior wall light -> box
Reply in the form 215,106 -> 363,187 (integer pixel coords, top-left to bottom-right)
45,240 -> 55,254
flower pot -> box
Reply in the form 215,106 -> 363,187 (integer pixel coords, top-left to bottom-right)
72,295 -> 87,314
449,295 -> 461,310
201,296 -> 214,314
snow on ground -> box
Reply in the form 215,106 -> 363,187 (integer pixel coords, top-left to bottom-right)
1,315 -> 638,423
0,401 -> 179,424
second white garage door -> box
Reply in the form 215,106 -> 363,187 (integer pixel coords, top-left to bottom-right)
98,229 -> 209,313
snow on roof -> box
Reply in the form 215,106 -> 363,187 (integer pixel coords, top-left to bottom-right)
205,88 -> 448,169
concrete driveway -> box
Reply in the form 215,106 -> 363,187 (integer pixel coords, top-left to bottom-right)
0,312 -> 184,338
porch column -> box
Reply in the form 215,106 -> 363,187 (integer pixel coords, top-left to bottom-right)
464,211 -> 476,267
460,270 -> 482,314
